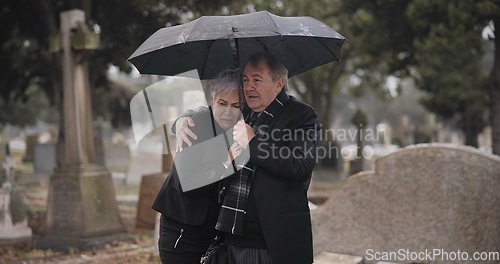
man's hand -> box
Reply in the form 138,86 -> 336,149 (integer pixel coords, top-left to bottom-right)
175,117 -> 197,152
233,120 -> 255,149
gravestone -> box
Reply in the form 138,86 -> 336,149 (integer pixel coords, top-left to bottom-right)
22,134 -> 38,162
312,143 -> 500,264
0,153 -> 32,246
135,173 -> 167,229
0,143 -> 6,185
34,143 -> 56,174
0,188 -> 32,246
104,140 -> 130,173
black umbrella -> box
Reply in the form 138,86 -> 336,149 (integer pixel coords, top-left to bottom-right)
128,11 -> 346,190
128,10 -> 346,79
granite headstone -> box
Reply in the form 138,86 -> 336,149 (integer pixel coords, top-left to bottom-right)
312,144 -> 500,264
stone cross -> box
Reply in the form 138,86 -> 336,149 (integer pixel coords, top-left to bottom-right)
38,9 -> 126,251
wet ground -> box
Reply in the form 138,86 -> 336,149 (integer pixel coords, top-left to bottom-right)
1,163 -> 344,264
1,171 -> 159,264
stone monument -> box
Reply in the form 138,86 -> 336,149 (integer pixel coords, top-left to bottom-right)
312,143 -> 500,264
36,9 -> 126,250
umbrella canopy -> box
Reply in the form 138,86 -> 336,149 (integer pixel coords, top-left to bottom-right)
128,10 -> 346,79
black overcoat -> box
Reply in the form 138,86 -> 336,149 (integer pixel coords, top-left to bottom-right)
247,94 -> 319,264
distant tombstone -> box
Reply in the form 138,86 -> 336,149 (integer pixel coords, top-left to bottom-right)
34,143 -> 56,174
316,139 -> 344,171
104,140 -> 130,173
0,143 -> 6,185
0,153 -> 32,245
22,134 -> 38,162
376,123 -> 392,146
349,109 -> 368,175
135,173 -> 167,229
312,144 -> 500,264
399,115 -> 414,146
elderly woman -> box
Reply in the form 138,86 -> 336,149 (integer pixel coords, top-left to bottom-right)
153,69 -> 242,264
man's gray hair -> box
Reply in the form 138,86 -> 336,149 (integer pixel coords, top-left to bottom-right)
245,52 -> 288,90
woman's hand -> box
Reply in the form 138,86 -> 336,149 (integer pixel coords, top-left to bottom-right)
175,117 -> 197,152
227,142 -> 244,163
232,120 -> 255,149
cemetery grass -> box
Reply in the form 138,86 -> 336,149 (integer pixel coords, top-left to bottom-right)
0,172 -> 159,264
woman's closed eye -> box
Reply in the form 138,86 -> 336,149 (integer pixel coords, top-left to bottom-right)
231,102 -> 240,109
217,99 -> 228,106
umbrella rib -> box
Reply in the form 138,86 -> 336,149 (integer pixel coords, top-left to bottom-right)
263,11 -> 282,36
255,37 -> 269,51
200,40 -> 216,78
316,37 -> 343,61
139,50 -> 161,74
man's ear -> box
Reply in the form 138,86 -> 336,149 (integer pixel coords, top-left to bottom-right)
276,77 -> 284,91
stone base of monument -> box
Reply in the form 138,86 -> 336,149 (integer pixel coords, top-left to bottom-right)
0,226 -> 32,246
35,232 -> 132,251
35,164 -> 130,251
0,186 -> 33,246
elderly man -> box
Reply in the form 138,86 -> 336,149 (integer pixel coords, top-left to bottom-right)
176,52 -> 319,264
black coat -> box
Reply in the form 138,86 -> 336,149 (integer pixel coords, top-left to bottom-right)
152,109 -> 232,225
246,95 -> 319,264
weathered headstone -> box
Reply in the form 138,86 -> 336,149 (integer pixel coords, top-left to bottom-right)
126,151 -> 162,185
0,153 -> 32,246
104,140 -> 130,173
0,188 -> 32,246
135,173 -> 167,229
22,134 -> 38,163
33,143 -> 56,174
312,143 -> 500,264
0,143 -> 6,185
395,115 -> 414,147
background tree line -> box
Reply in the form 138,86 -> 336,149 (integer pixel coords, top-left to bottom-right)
1,0 -> 499,154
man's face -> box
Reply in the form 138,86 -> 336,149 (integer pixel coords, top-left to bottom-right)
243,61 -> 283,113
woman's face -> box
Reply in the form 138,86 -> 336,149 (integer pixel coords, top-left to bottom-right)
212,89 -> 241,130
